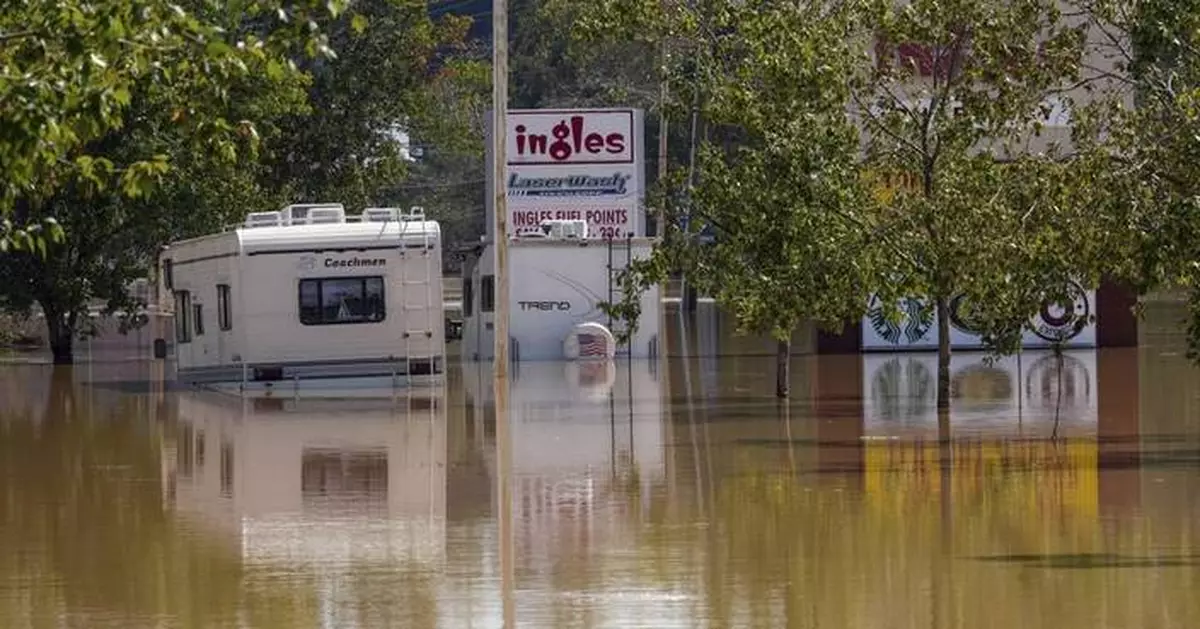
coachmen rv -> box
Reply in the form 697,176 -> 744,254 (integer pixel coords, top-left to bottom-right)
159,204 -> 445,391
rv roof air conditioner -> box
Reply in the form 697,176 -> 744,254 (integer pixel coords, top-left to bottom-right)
244,211 -> 283,228
362,206 -> 427,223
306,207 -> 345,224
539,219 -> 588,240
280,203 -> 345,226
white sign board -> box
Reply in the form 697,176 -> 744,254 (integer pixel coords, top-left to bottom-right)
487,108 -> 645,240
860,282 -> 1097,350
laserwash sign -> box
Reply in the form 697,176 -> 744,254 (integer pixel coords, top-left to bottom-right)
486,108 -> 645,240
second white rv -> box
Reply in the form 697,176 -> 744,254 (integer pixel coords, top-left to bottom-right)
459,221 -> 663,362
159,204 -> 445,390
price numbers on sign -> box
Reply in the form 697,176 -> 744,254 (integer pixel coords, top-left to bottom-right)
510,208 -> 632,239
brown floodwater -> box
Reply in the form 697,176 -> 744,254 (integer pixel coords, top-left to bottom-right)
3,303 -> 1200,628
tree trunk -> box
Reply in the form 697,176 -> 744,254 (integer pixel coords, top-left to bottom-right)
44,306 -> 74,365
683,283 -> 698,312
936,296 -> 951,411
775,339 -> 790,398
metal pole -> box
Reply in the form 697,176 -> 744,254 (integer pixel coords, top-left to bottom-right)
491,1 -> 515,627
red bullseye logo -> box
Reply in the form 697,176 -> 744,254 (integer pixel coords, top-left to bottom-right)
1031,281 -> 1089,342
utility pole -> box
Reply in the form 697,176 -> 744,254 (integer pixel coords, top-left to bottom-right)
491,0 -> 514,627
656,36 -> 668,239
493,0 -> 510,376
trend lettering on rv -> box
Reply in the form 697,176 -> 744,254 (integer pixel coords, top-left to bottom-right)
536,269 -> 604,321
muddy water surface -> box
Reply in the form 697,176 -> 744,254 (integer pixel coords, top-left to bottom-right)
2,306 -> 1200,628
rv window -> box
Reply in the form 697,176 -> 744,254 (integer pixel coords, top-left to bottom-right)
217,284 -> 232,331
193,304 -> 205,336
298,276 -> 386,325
174,291 -> 192,343
481,275 -> 495,312
463,278 -> 474,317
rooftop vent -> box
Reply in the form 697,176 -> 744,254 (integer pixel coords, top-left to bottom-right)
362,207 -> 400,223
307,207 -> 345,224
281,203 -> 345,226
244,211 -> 282,228
362,206 -> 427,223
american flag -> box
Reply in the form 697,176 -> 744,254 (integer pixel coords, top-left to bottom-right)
577,333 -> 608,357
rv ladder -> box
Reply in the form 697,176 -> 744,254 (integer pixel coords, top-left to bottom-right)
606,236 -> 635,353
398,215 -> 439,387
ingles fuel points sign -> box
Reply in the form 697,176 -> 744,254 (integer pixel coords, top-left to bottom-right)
487,108 -> 645,240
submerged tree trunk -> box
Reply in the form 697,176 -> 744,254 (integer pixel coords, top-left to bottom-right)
776,339 -> 790,398
43,305 -> 74,365
936,296 -> 951,412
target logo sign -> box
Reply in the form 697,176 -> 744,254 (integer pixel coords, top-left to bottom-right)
1031,281 -> 1090,342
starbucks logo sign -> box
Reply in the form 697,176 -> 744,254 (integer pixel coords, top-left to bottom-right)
867,295 -> 934,345
1031,281 -> 1090,342
948,293 -> 986,335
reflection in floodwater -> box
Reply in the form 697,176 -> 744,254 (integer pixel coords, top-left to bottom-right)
866,350 -> 1097,434
2,307 -> 1200,627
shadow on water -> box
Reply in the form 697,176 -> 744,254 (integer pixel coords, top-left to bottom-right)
1,300 -> 1200,627
969,553 -> 1200,569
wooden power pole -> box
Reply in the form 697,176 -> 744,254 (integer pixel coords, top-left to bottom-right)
491,0 -> 514,627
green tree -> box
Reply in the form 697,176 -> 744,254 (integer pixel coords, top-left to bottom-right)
576,0 -> 883,397
579,0 -> 1109,402
0,0 -> 347,252
0,67 -> 306,363
259,0 -> 480,208
1073,0 -> 1200,359
383,47 -> 491,272
247,0 -> 489,265
851,0 -> 1103,408
0,1 -> 484,363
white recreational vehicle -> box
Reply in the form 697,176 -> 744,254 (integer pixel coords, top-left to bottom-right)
159,204 -> 445,390
459,220 -> 662,362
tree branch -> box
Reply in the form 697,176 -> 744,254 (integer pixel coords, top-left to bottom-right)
0,30 -> 40,43
851,90 -> 926,158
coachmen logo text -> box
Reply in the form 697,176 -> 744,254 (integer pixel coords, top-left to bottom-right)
508,172 -> 630,198
324,257 -> 386,268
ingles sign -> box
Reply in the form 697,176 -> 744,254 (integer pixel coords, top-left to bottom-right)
487,108 -> 645,239
506,110 -> 635,165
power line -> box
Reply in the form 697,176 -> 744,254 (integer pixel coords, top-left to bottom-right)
390,178 -> 485,190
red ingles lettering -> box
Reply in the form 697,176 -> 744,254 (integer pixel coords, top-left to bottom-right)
511,112 -> 632,164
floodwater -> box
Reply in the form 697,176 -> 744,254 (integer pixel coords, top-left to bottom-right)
2,304 -> 1200,628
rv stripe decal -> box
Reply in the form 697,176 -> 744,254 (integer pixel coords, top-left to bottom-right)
169,252 -> 238,267
246,244 -> 429,256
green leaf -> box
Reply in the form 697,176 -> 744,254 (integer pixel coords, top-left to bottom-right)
205,40 -> 234,58
266,59 -> 286,81
351,13 -> 369,35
